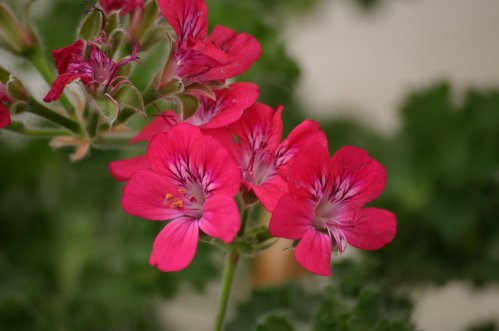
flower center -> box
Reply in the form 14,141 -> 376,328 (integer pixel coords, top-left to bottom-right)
313,198 -> 348,254
243,149 -> 275,186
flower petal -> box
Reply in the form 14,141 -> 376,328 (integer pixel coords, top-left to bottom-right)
230,103 -> 283,152
329,146 -> 387,207
149,217 -> 199,272
199,195 -> 240,243
288,144 -> 331,199
157,0 -> 208,47
269,194 -> 314,240
342,208 -> 397,250
147,124 -> 241,196
253,175 -> 288,212
43,72 -> 85,102
109,155 -> 149,182
0,104 -> 11,129
51,39 -> 84,74
190,82 -> 259,129
130,111 -> 179,144
295,229 -> 332,276
275,119 -> 328,172
195,25 -> 261,82
122,170 -> 183,220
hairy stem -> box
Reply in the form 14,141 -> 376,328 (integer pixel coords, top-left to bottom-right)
27,99 -> 81,134
5,121 -> 68,137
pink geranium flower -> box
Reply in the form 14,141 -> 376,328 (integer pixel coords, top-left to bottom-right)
220,103 -> 328,211
131,82 -> 258,143
157,0 -> 261,85
0,83 -> 12,128
43,40 -> 140,102
121,123 -> 241,271
100,0 -> 144,16
109,82 -> 258,181
269,145 -> 397,276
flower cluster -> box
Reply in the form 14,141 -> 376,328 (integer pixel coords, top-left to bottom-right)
107,0 -> 397,276
0,0 -> 396,277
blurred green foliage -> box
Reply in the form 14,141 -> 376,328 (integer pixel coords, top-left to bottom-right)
226,280 -> 414,331
0,141 -> 219,330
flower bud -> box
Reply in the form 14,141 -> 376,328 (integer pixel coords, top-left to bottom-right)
6,75 -> 30,101
78,9 -> 104,41
0,3 -> 38,55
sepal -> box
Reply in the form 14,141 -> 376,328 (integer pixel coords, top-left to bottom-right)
177,94 -> 198,119
78,10 -> 104,41
114,84 -> 145,116
6,75 -> 30,101
94,94 -> 119,127
0,3 -> 37,55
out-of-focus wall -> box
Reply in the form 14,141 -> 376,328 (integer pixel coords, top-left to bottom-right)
286,0 -> 499,133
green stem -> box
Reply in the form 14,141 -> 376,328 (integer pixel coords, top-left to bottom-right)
237,208 -> 250,237
213,250 -> 239,331
27,50 -> 76,116
4,121 -> 67,137
92,134 -> 137,149
27,99 -> 81,134
213,206 -> 251,331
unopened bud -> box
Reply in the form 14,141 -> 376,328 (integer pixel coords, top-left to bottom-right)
78,10 -> 104,41
0,3 -> 38,55
6,75 -> 30,101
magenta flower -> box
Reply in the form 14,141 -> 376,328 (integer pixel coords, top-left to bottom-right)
224,103 -> 328,211
269,145 -> 397,276
0,83 -> 12,128
121,123 -> 241,271
100,0 -> 144,16
130,82 -> 259,143
157,0 -> 261,85
43,40 -> 140,102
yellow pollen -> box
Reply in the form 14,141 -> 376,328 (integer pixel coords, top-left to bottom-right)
165,193 -> 174,201
169,198 -> 184,209
178,188 -> 186,194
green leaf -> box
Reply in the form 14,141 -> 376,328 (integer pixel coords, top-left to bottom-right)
114,84 -> 145,115
226,283 -> 319,331
256,315 -> 294,331
94,95 -> 119,127
178,94 -> 199,119
78,10 -> 103,41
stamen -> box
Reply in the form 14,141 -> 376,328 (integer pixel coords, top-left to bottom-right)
169,198 -> 184,209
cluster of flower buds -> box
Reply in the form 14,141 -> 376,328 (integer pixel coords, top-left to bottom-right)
0,0 -> 396,276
